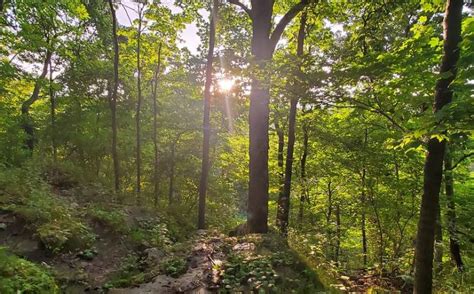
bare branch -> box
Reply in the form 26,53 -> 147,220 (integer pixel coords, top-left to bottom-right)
269,0 -> 311,51
228,0 -> 252,19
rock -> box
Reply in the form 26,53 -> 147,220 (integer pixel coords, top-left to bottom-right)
144,247 -> 165,265
232,242 -> 255,251
0,223 -> 7,230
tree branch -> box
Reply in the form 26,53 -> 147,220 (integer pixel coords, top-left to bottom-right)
447,152 -> 474,171
269,0 -> 311,51
228,0 -> 252,19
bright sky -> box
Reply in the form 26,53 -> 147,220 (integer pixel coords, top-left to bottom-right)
116,0 -> 201,54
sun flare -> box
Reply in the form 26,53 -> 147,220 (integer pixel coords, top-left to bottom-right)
218,78 -> 234,92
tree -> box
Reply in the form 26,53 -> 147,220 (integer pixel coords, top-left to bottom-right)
414,1 -> 463,292
276,11 -> 307,236
198,0 -> 218,229
229,0 -> 311,233
108,0 -> 121,192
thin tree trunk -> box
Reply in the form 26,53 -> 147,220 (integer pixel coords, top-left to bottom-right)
275,120 -> 285,207
135,5 -> 143,200
169,142 -> 176,204
277,11 -> 306,236
21,50 -> 52,151
361,129 -> 368,267
434,199 -> 443,274
361,168 -> 368,268
198,0 -> 217,229
335,203 -> 341,267
414,1 -> 463,292
326,179 -> 333,259
49,58 -> 57,162
153,43 -> 162,207
108,0 -> 120,193
445,145 -> 463,271
298,117 -> 309,224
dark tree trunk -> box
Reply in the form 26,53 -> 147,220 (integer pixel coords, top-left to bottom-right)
445,145 -> 464,271
298,116 -> 309,224
361,129 -> 368,267
153,43 -> 162,207
230,0 -> 309,233
414,1 -> 463,292
275,120 -> 285,206
335,203 -> 341,266
361,168 -> 368,267
198,0 -> 217,230
135,5 -> 143,200
21,50 -> 52,151
277,11 -> 306,236
108,0 -> 120,193
49,58 -> 57,162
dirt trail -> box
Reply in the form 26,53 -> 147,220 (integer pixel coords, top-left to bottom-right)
110,232 -> 226,294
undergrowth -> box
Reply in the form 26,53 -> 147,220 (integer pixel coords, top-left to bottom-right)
0,247 -> 59,293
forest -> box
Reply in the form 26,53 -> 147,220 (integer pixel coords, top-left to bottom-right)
0,0 -> 473,293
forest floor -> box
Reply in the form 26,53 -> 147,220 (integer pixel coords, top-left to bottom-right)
0,169 -> 411,293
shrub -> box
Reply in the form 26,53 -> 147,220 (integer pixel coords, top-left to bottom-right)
0,247 -> 59,293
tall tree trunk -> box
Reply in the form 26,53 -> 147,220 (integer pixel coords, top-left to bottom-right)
434,200 -> 443,274
198,0 -> 217,229
335,203 -> 341,267
361,168 -> 368,268
230,0 -> 309,233
49,58 -> 57,162
108,0 -> 120,193
361,129 -> 368,267
326,179 -> 333,259
135,5 -> 143,200
169,141 -> 176,204
277,11 -> 306,236
275,120 -> 285,209
21,50 -> 52,151
445,145 -> 463,271
153,43 -> 162,207
414,1 -> 463,292
298,115 -> 309,224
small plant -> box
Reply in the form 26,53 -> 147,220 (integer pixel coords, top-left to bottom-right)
0,247 -> 59,293
161,257 -> 187,278
221,254 -> 277,291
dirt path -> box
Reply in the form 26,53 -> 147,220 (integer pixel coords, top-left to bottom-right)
110,232 -> 226,294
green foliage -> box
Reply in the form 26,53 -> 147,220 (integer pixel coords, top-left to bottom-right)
104,254 -> 147,288
0,247 -> 59,293
221,254 -> 277,291
0,166 -> 95,253
161,257 -> 187,278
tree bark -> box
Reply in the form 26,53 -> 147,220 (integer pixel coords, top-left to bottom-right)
275,120 -> 285,207
361,129 -> 368,267
49,58 -> 57,162
169,141 -> 176,204
298,114 -> 309,224
434,199 -> 443,274
277,11 -> 306,236
414,1 -> 463,292
198,0 -> 217,229
335,203 -> 341,266
445,145 -> 463,271
153,43 -> 162,207
135,4 -> 143,200
21,50 -> 52,151
230,0 -> 309,233
108,0 -> 120,193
